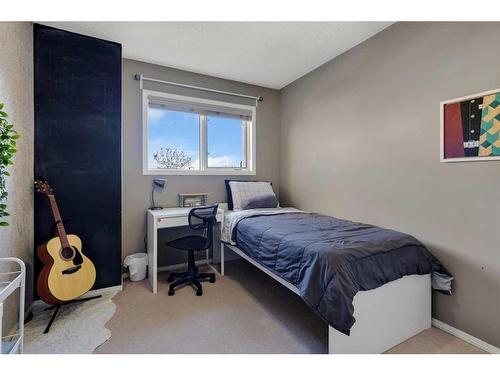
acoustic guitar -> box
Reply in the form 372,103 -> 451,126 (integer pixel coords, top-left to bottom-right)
35,178 -> 96,305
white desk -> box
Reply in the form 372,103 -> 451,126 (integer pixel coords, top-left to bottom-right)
147,207 -> 224,294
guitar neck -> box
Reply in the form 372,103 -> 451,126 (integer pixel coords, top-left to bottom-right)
48,194 -> 70,248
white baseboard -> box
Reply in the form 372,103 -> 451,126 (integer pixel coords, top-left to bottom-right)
158,258 -> 213,273
122,258 -> 213,280
432,318 -> 499,354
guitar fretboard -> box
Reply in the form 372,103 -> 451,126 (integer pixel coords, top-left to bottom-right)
48,194 -> 70,249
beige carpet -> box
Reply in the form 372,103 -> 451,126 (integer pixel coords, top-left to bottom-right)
386,326 -> 485,354
95,260 -> 485,354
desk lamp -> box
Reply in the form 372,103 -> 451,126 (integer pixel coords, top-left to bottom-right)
150,178 -> 167,210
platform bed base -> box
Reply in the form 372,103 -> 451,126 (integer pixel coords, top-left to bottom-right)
222,243 -> 431,354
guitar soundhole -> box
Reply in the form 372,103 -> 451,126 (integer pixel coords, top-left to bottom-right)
60,246 -> 76,260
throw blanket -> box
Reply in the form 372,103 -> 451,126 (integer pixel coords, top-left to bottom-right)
222,209 -> 452,335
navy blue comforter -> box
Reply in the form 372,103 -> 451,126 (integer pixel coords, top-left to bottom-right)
234,212 -> 451,335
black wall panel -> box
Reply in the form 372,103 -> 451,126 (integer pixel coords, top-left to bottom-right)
34,24 -> 122,294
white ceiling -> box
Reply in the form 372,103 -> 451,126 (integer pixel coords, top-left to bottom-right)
41,22 -> 392,89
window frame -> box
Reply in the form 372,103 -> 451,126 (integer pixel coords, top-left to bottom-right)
142,90 -> 256,176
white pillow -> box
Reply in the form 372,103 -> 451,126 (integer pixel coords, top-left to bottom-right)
229,181 -> 277,210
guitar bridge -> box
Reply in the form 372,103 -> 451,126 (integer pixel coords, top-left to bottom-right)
62,265 -> 82,275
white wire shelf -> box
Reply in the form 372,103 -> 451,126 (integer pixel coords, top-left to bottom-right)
0,257 -> 26,354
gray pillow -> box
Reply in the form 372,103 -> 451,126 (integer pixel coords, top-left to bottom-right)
240,193 -> 278,210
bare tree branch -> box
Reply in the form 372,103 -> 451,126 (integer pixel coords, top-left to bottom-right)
153,147 -> 193,169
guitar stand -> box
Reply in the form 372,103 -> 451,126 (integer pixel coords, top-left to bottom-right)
43,295 -> 102,334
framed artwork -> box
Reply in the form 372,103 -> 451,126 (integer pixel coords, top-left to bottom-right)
440,88 -> 500,162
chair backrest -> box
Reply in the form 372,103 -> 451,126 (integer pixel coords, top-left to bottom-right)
188,204 -> 219,248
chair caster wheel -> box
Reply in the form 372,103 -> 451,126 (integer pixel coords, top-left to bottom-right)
196,289 -> 203,296
167,275 -> 175,282
168,289 -> 175,296
209,275 -> 216,283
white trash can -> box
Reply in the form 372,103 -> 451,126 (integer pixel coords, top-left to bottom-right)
124,253 -> 148,281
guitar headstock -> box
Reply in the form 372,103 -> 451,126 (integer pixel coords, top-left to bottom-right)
34,177 -> 54,196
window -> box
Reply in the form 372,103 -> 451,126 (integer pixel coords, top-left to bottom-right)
148,108 -> 200,170
143,91 -> 255,175
207,115 -> 247,169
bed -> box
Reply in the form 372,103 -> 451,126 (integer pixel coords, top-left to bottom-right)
220,206 -> 452,354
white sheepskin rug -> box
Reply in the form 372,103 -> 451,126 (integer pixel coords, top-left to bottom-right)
24,292 -> 117,354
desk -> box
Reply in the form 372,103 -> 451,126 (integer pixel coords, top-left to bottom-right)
147,207 -> 224,294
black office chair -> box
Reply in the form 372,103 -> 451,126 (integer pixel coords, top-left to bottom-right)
166,204 -> 218,296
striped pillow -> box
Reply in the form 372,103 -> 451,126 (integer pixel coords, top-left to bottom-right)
229,181 -> 277,210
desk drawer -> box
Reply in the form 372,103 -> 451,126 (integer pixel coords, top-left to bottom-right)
156,213 -> 222,229
157,216 -> 188,228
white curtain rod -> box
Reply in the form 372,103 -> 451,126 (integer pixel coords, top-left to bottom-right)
134,74 -> 264,106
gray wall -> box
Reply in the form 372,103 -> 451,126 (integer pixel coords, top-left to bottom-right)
122,59 -> 281,265
279,22 -> 500,347
0,22 -> 34,333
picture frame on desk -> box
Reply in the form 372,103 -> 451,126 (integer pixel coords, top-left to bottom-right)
178,193 -> 209,207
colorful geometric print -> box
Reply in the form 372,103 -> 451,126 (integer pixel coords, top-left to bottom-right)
479,93 -> 500,156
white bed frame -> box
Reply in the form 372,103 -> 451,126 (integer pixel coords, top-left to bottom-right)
222,243 -> 431,354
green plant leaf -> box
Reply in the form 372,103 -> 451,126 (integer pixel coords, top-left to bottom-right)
0,103 -> 18,227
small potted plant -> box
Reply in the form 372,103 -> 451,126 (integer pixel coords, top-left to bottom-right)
0,103 -> 20,226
